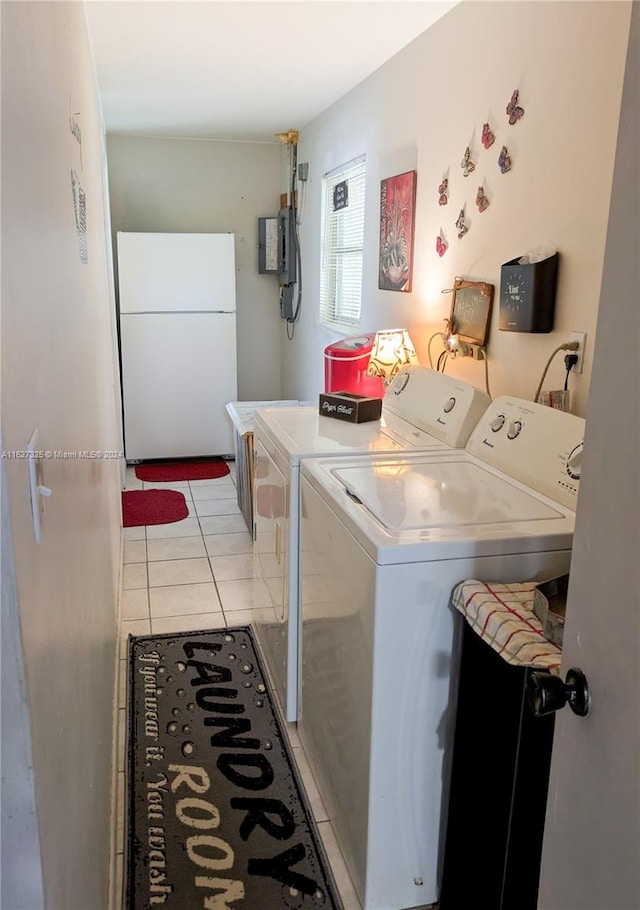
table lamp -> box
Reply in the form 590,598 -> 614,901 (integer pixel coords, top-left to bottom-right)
366,328 -> 418,388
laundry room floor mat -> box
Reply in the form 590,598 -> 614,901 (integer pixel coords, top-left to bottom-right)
122,489 -> 189,527
126,626 -> 342,910
134,458 -> 230,482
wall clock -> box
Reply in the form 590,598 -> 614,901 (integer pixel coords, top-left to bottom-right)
499,253 -> 560,333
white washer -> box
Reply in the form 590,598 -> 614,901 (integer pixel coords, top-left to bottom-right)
252,366 -> 491,721
298,397 -> 585,910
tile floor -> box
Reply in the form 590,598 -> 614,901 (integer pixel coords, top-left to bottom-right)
113,463 -> 361,910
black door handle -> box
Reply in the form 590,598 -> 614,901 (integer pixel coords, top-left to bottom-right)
526,667 -> 591,718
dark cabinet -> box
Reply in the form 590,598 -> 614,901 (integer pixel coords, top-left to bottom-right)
439,622 -> 555,910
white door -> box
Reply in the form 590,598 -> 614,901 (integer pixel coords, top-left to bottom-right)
538,11 -> 639,908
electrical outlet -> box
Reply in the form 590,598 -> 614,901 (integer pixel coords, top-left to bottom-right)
468,344 -> 486,361
446,336 -> 486,360
569,332 -> 587,373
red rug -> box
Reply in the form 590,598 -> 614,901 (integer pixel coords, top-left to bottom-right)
122,489 -> 189,528
134,459 -> 230,482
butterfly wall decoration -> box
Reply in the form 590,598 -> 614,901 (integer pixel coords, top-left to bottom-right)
460,147 -> 475,178
456,208 -> 469,239
436,233 -> 448,257
476,187 -> 490,213
498,146 -> 512,174
481,123 -> 495,149
438,178 -> 449,206
506,89 -> 525,125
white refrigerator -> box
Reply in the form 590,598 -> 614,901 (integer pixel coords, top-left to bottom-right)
117,231 -> 237,461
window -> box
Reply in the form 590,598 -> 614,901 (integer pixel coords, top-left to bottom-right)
319,157 -> 366,331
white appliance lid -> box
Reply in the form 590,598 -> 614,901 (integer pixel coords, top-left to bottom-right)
332,459 -> 562,530
255,406 -> 448,460
226,400 -> 306,436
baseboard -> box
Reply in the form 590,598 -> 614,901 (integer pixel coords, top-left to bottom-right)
107,527 -> 125,910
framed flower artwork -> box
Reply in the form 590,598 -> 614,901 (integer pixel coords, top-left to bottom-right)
378,170 -> 417,292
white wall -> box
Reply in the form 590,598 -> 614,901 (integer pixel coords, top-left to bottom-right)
1,2 -> 122,906
286,1 -> 632,417
106,136 -> 285,400
1,444 -> 45,910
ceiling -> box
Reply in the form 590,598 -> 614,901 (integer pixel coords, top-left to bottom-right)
84,1 -> 457,142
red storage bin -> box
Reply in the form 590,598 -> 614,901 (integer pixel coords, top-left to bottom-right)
323,333 -> 384,398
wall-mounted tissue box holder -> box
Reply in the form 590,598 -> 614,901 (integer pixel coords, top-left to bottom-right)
533,573 -> 568,646
319,391 -> 382,423
499,252 -> 559,333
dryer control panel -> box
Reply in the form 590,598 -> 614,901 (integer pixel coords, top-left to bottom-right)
466,397 -> 586,509
383,365 -> 491,448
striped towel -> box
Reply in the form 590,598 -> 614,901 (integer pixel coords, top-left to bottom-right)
451,579 -> 562,674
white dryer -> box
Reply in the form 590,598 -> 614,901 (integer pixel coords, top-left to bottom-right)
252,366 -> 491,721
297,397 -> 585,910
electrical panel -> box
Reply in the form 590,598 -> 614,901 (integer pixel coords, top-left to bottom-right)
258,207 -> 298,320
257,216 -> 278,274
257,208 -> 297,286
277,206 -> 297,287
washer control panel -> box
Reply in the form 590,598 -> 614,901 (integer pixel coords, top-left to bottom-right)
506,419 -> 522,440
466,397 -> 586,509
566,443 -> 583,480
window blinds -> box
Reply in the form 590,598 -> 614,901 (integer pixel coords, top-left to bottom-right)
319,158 -> 366,330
